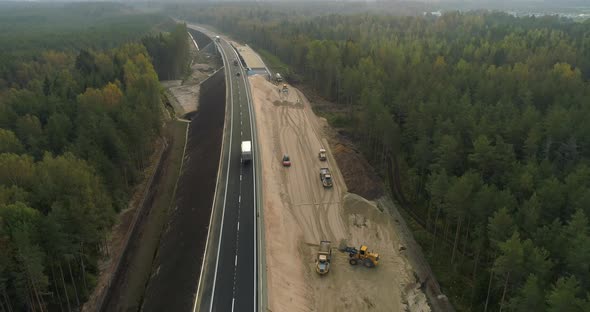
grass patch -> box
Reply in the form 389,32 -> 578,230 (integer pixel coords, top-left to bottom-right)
325,112 -> 353,128
117,120 -> 187,311
310,108 -> 352,129
256,48 -> 291,74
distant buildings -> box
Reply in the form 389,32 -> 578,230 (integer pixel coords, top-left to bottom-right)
423,11 -> 443,17
422,10 -> 589,21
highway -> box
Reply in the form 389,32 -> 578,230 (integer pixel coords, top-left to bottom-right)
190,27 -> 259,312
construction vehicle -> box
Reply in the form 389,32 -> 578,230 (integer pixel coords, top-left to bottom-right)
318,148 -> 327,161
315,241 -> 332,275
341,245 -> 379,268
319,168 -> 333,188
275,73 -> 283,83
241,141 -> 252,164
215,35 -> 220,42
282,84 -> 289,94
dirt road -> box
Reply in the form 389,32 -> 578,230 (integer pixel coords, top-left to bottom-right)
250,76 -> 430,312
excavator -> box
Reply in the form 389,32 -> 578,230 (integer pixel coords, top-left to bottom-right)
341,245 -> 379,268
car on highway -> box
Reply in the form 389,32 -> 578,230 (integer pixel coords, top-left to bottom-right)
282,154 -> 291,167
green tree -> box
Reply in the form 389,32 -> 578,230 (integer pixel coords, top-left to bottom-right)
509,274 -> 545,312
15,114 -> 44,157
546,276 -> 585,312
563,210 -> 590,288
45,113 -> 72,154
488,207 -> 516,249
494,232 -> 525,311
445,171 -> 480,264
433,135 -> 461,174
0,202 -> 48,310
517,193 -> 540,236
0,153 -> 35,189
0,129 -> 24,154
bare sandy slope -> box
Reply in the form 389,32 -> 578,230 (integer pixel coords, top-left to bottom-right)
162,63 -> 214,117
250,76 -> 430,312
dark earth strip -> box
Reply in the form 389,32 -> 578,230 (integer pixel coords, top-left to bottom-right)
141,68 -> 226,311
101,133 -> 173,312
189,28 -> 213,49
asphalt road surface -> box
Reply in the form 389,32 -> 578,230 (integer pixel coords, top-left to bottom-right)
203,37 -> 258,312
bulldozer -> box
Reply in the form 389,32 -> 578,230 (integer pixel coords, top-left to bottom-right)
340,244 -> 379,268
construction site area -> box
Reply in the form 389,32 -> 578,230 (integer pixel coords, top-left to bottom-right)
250,75 -> 435,311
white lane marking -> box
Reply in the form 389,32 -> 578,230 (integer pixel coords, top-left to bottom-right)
208,38 -> 234,312
224,34 -> 261,311
237,222 -> 240,231
230,43 -> 259,311
235,254 -> 238,266
238,195 -> 241,203
231,298 -> 235,312
240,174 -> 242,181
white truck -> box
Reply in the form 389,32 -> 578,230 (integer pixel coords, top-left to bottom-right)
318,148 -> 327,161
241,141 -> 252,164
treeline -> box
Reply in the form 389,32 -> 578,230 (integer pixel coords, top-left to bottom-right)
174,5 -> 590,311
0,44 -> 163,312
142,23 -> 191,80
0,3 -> 180,311
0,2 -> 175,89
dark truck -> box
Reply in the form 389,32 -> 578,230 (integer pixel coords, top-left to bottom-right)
319,168 -> 333,188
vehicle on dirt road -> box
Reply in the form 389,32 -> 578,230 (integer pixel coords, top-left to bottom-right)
318,148 -> 327,161
319,168 -> 333,187
340,244 -> 379,268
241,141 -> 252,164
282,154 -> 291,167
233,58 -> 239,66
315,241 -> 332,275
